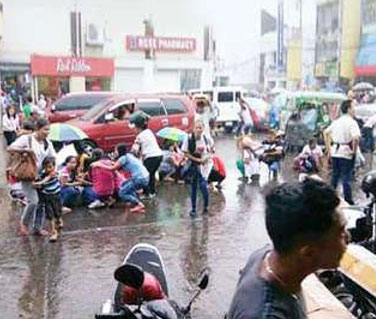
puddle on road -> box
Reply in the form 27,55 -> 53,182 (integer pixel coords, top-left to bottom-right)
1,137 -> 374,318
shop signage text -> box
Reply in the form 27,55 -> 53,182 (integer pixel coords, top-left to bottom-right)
31,55 -> 114,77
126,36 -> 196,53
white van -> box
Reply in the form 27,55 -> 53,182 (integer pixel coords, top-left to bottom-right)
188,86 -> 246,132
212,86 -> 246,132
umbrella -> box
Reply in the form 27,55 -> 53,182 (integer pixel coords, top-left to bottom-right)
157,127 -> 187,142
48,123 -> 88,142
129,110 -> 150,127
353,82 -> 374,91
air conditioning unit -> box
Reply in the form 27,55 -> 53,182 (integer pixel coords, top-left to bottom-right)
86,22 -> 104,46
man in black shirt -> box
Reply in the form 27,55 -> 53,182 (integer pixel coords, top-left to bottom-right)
227,179 -> 349,319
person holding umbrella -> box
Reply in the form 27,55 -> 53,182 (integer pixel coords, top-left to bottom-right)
131,112 -> 162,199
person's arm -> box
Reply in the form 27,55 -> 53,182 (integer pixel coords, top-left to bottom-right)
184,152 -> 206,164
351,122 -> 361,158
323,128 -> 332,158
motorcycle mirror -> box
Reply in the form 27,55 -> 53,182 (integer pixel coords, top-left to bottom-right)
114,263 -> 144,289
197,268 -> 209,290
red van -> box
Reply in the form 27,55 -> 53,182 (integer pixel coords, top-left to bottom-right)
48,92 -> 118,123
69,93 -> 195,151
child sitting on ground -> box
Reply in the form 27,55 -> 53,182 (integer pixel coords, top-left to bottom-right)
294,137 -> 323,177
33,157 -> 63,242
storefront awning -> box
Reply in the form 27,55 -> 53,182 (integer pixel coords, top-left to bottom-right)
355,34 -> 376,76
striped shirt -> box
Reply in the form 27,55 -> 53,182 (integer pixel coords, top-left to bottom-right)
39,171 -> 61,195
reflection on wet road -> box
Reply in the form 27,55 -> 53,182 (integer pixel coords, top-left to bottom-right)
0,136 -> 373,318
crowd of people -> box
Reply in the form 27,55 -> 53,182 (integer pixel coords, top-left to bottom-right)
4,102 -> 230,241
2,90 -> 372,318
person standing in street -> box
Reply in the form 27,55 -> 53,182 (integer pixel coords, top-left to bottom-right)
8,118 -> 56,236
182,119 -> 214,217
324,99 -> 361,205
131,116 -> 162,199
236,98 -> 253,137
3,104 -> 20,145
227,178 -> 348,319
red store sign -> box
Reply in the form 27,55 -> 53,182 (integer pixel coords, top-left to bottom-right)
31,55 -> 114,77
126,35 -> 196,53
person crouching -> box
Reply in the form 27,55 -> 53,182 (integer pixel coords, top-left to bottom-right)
33,157 -> 62,242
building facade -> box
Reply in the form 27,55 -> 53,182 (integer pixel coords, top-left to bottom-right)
355,0 -> 376,85
314,0 -> 360,90
0,0 -> 215,101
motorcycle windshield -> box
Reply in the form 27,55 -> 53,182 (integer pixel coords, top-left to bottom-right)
146,300 -> 178,319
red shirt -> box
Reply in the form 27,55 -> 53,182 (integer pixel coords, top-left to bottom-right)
88,159 -> 116,196
213,156 -> 226,177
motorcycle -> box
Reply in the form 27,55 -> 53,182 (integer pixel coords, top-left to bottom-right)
95,243 -> 209,319
317,171 -> 376,318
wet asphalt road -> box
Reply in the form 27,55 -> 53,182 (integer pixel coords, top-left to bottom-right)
0,136 -> 374,319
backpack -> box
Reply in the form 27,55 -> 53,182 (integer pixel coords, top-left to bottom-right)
298,155 -> 317,173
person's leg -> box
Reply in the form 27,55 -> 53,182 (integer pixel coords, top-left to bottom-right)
60,186 -> 80,208
331,157 -> 341,190
82,186 -> 98,206
198,173 -> 209,212
244,124 -> 252,135
20,181 -> 39,234
119,179 -> 139,205
341,158 -> 355,204
145,156 -> 162,195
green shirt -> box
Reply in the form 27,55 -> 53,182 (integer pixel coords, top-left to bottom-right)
23,103 -> 32,120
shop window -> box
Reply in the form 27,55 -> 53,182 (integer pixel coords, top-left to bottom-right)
163,99 -> 187,115
138,101 -> 166,117
86,77 -> 111,91
38,76 -> 69,99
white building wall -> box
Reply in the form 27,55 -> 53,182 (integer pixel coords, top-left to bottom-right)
0,0 -> 213,92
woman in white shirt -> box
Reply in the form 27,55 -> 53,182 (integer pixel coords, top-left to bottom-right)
3,104 -> 20,145
131,117 -> 162,198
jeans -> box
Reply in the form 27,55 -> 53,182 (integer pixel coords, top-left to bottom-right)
60,186 -> 81,208
190,166 -> 209,212
21,181 -> 44,231
82,187 -> 98,205
331,157 -> 355,204
119,176 -> 149,205
144,156 -> 162,195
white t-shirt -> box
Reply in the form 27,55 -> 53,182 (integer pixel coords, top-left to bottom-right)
325,115 -> 361,159
3,114 -> 20,132
11,134 -> 56,170
195,110 -> 212,137
300,145 -> 323,160
133,129 -> 162,160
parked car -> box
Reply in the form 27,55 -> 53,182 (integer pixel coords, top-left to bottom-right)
69,93 -> 195,151
48,92 -> 119,123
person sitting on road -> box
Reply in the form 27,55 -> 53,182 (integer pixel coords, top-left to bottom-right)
59,156 -> 80,210
227,178 -> 348,319
260,131 -> 285,179
92,143 -> 149,213
294,137 -> 323,175
86,148 -> 117,208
